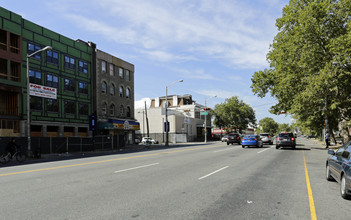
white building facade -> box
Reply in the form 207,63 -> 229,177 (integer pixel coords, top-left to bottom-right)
135,94 -> 210,143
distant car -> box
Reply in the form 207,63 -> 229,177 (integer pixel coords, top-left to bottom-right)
141,137 -> 158,144
326,141 -> 351,199
135,139 -> 141,144
227,133 -> 241,145
221,135 -> 228,142
259,133 -> 273,145
276,132 -> 296,149
241,135 -> 263,148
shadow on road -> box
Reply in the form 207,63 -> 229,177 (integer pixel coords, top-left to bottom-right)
278,147 -> 311,151
0,142 -> 216,168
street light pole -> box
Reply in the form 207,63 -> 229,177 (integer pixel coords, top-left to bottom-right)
204,95 -> 217,143
165,79 -> 183,146
26,46 -> 52,156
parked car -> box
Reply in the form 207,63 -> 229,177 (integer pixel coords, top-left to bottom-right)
141,137 -> 158,144
276,132 -> 296,149
227,133 -> 241,145
326,141 -> 351,199
135,139 -> 141,144
259,133 -> 273,145
241,135 -> 263,148
221,135 -> 228,142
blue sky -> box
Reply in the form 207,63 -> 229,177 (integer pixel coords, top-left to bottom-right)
1,0 -> 293,124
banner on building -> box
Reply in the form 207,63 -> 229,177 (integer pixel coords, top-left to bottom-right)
29,83 -> 57,99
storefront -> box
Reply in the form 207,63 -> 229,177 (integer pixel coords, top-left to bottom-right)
98,119 -> 140,145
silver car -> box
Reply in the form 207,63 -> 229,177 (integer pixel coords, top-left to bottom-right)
259,133 -> 274,145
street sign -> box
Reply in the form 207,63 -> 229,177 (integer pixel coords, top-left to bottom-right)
200,111 -> 208,115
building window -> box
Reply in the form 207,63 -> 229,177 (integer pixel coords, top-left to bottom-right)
119,86 -> 124,97
119,67 -> 123,78
47,99 -> 58,112
28,43 -> 41,59
120,105 -> 124,117
79,103 -> 88,115
101,61 -> 106,73
126,70 -> 130,81
126,88 -> 130,98
0,58 -> 7,79
110,84 -> 115,95
47,74 -> 58,88
10,33 -> 20,54
79,82 -> 88,94
29,70 -> 42,84
101,81 -> 107,93
110,104 -> 115,116
127,107 -> 131,117
64,55 -> 75,69
102,103 -> 107,115
10,61 -> 20,82
65,101 -> 75,114
79,60 -> 88,74
64,78 -> 75,92
30,96 -> 42,110
109,64 -> 114,76
47,50 -> 59,65
0,30 -> 7,51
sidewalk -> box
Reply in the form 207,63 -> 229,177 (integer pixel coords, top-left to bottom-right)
23,141 -> 217,164
307,137 -> 341,150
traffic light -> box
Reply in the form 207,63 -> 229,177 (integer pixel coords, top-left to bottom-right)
204,108 -> 211,111
89,112 -> 97,131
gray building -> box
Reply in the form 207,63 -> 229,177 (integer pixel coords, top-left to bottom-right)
94,49 -> 139,145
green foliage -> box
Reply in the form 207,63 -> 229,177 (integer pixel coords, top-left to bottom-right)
279,123 -> 292,132
258,117 -> 279,135
251,0 -> 351,136
213,96 -> 256,132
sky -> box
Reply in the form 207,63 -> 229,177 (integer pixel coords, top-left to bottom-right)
1,0 -> 293,124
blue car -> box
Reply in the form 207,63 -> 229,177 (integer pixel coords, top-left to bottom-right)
241,135 -> 263,148
326,141 -> 351,199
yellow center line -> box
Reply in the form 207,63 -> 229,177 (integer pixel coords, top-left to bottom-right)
303,151 -> 317,220
0,144 -> 218,177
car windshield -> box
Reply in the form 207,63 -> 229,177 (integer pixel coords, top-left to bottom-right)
244,135 -> 257,138
279,133 -> 293,138
260,134 -> 269,136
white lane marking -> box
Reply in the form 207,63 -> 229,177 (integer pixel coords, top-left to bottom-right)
257,147 -> 271,154
114,163 -> 159,173
214,148 -> 235,153
198,166 -> 229,180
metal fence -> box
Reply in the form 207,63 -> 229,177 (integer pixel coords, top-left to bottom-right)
0,135 -> 125,155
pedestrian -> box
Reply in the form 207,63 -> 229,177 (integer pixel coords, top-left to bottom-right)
325,131 -> 330,149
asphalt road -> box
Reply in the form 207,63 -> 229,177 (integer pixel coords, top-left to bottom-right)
0,137 -> 349,219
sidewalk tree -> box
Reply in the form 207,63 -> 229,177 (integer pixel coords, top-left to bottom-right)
213,96 -> 256,133
258,117 -> 279,135
279,123 -> 291,133
251,0 -> 351,141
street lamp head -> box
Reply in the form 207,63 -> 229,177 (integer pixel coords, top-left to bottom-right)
179,80 -> 183,82
42,46 -> 52,51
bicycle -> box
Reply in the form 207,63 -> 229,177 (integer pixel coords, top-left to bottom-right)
0,147 -> 26,164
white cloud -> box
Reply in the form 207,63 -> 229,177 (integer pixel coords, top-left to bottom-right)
135,98 -> 152,109
194,89 -> 239,99
48,0 -> 278,68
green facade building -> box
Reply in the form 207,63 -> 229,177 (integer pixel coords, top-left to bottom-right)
0,7 -> 94,137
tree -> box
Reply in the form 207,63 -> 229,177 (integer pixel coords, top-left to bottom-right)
251,0 -> 351,141
279,123 -> 291,133
213,96 -> 256,133
258,117 -> 279,135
